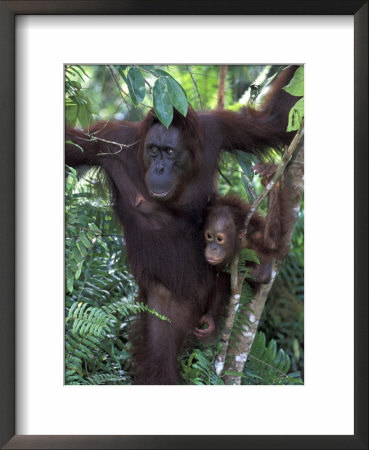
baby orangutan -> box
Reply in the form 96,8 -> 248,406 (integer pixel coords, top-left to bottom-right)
195,164 -> 294,341
204,164 -> 292,274
204,196 -> 276,281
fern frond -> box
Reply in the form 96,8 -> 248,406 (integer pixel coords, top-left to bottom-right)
242,331 -> 303,385
180,348 -> 224,385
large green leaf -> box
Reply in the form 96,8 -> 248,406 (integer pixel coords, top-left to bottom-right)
140,66 -> 188,99
119,67 -> 139,105
167,77 -> 188,116
283,66 -> 304,96
287,97 -> 304,131
153,78 -> 173,128
127,67 -> 145,103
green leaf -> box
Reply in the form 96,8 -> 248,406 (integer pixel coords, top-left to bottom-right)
72,248 -> 83,264
167,77 -> 188,116
122,67 -> 144,105
140,66 -> 170,77
86,231 -> 96,240
287,97 -> 304,132
78,103 -> 90,129
119,69 -> 137,105
240,174 -> 256,203
75,65 -> 90,78
283,66 -> 304,96
140,66 -> 188,100
65,104 -> 78,127
67,277 -> 74,294
118,67 -> 126,81
75,262 -> 83,280
76,240 -> 88,257
151,68 -> 171,77
80,232 -> 91,249
153,78 -> 173,128
127,67 -> 145,103
88,223 -> 101,233
65,266 -> 73,280
236,151 -> 257,179
96,237 -> 108,251
68,66 -> 85,81
69,80 -> 82,89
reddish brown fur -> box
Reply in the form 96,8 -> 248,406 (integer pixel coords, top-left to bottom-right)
65,66 -> 299,384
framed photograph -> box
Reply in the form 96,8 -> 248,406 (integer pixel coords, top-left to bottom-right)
1,1 -> 367,449
64,61 -> 305,388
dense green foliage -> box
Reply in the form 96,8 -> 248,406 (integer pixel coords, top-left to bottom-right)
65,65 -> 304,385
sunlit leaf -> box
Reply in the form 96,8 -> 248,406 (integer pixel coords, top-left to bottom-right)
283,66 -> 304,96
75,65 -> 90,78
287,97 -> 304,131
68,66 -> 85,81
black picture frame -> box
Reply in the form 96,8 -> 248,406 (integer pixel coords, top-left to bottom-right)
0,1 -> 367,449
